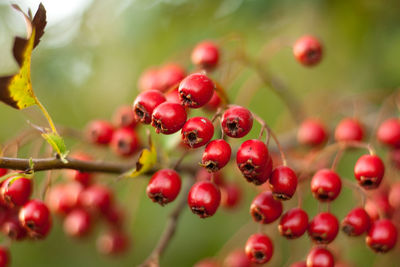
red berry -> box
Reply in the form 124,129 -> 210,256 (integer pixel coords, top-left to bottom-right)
306,247 -> 334,267
112,105 -> 137,128
389,149 -> 400,169
19,199 -> 52,239
178,73 -> 215,108
165,87 -> 181,104
290,262 -> 307,267
104,205 -> 125,229
279,208 -> 309,239
388,182 -> 400,209
308,212 -> 339,244
191,41 -> 219,69
310,169 -> 342,202
221,106 -> 253,138
188,181 -> 221,218
354,154 -> 384,189
158,63 -> 186,92
236,139 -> 272,185
63,208 -> 91,237
78,184 -> 113,214
245,233 -> 274,264
86,120 -> 114,145
269,166 -> 298,200
147,169 -> 181,206
366,219 -> 397,253
195,168 -> 225,186
133,89 -> 166,124
0,169 -> 7,177
1,175 -> 32,207
151,102 -> 187,134
221,183 -> 241,209
365,192 -> 392,221
224,249 -> 252,267
2,213 -> 27,240
181,117 -> 214,148
138,67 -> 161,91
110,127 -> 140,157
205,91 -> 222,111
298,119 -> 327,146
334,118 -> 364,142
66,153 -> 93,186
201,139 -> 231,172
377,118 -> 400,148
97,230 -> 130,255
250,191 -> 282,224
293,35 -> 323,66
45,182 -> 83,216
0,246 -> 10,267
341,207 -> 371,236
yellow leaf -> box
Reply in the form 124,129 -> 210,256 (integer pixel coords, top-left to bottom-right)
124,135 -> 157,178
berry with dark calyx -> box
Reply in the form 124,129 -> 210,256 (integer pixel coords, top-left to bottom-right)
112,105 -> 138,128
366,219 -> 397,253
158,63 -> 186,92
45,182 -> 83,216
133,89 -> 166,124
66,153 -> 93,186
97,230 -> 130,255
0,246 -> 10,267
201,139 -> 231,172
146,169 -> 181,206
178,73 -> 214,108
290,261 -> 306,267
2,213 -> 27,240
188,181 -> 221,218
236,139 -> 272,185
110,127 -> 139,157
221,106 -> 253,138
306,247 -> 334,267
354,154 -> 384,189
377,118 -> 400,148
63,208 -> 92,238
250,191 -> 282,224
151,102 -> 187,134
191,41 -> 219,69
297,119 -> 327,146
221,183 -> 241,209
334,118 -> 364,142
138,67 -> 161,92
269,166 -> 298,200
0,169 -> 7,177
205,91 -> 222,111
86,120 -> 114,145
1,175 -> 32,207
311,169 -> 342,202
181,117 -> 214,148
224,249 -> 252,267
341,207 -> 371,236
78,184 -> 113,215
245,233 -> 274,264
19,199 -> 52,239
293,35 -> 323,66
195,168 -> 225,186
308,212 -> 339,244
279,208 -> 309,239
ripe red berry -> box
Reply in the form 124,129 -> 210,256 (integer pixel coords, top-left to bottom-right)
19,199 -> 52,239
196,168 -> 225,186
1,175 -> 32,207
104,205 -> 125,229
0,169 -> 7,177
86,120 -> 114,145
297,119 -> 327,146
178,73 -> 214,108
224,249 -> 252,267
97,230 -> 130,255
181,117 -> 214,148
290,262 -> 306,267
205,91 -> 222,111
221,183 -> 241,209
2,213 -> 27,240
78,184 -> 113,214
151,102 -> 187,134
188,181 -> 221,218
147,169 -> 181,206
191,41 -> 219,69
279,208 -> 309,239
365,192 -> 392,221
236,139 -> 272,185
293,35 -> 323,66
221,106 -> 253,138
110,127 -> 140,157
341,207 -> 371,236
245,233 -> 274,264
306,247 -> 334,267
112,105 -> 138,128
0,246 -> 10,267
388,182 -> 400,209
63,208 -> 91,238
138,67 -> 161,91
66,153 -> 93,186
334,118 -> 364,142
269,166 -> 298,200
377,118 -> 400,148
45,182 -> 83,216
250,191 -> 282,224
133,89 -> 166,124
308,212 -> 339,244
310,169 -> 342,202
201,139 -> 231,172
366,219 -> 397,253
158,63 -> 186,92
165,87 -> 181,104
354,154 -> 384,189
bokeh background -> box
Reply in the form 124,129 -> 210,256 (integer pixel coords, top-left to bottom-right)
0,0 -> 400,266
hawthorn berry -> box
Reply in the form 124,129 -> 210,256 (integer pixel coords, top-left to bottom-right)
195,168 -> 225,186
308,212 -> 339,244
201,139 -> 231,172
78,184 -> 113,214
354,154 -> 384,189
293,35 -> 323,66
86,120 -> 114,145
245,233 -> 274,264
205,91 -> 222,111
191,41 -> 219,69
250,191 -> 282,224
365,192 -> 392,221
19,199 -> 52,239
63,208 -> 92,238
377,118 -> 400,148
188,181 -> 221,218
221,106 -> 253,138
151,102 -> 187,134
310,169 -> 342,202
97,230 -> 130,255
290,262 -> 306,267
104,205 -> 125,229
138,67 -> 161,91
0,169 -> 7,177
66,153 -> 93,186
279,208 -> 309,239
45,182 -> 83,216
133,89 -> 166,124
146,169 -> 181,206
388,182 -> 400,209
341,207 -> 371,236
1,175 -> 32,207
224,249 -> 252,267
2,213 -> 27,240
297,119 -> 327,146
366,219 -> 398,253
181,117 -> 214,148
0,246 -> 9,267
110,127 -> 140,157
269,166 -> 297,200
334,118 -> 364,142
112,105 -> 138,128
158,63 -> 186,92
165,87 -> 181,104
306,247 -> 334,267
221,183 -> 241,209
178,73 -> 214,108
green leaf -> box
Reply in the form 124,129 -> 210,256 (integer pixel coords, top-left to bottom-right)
124,135 -> 157,178
41,132 -> 69,163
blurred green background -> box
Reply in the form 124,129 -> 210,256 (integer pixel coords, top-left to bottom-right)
0,0 -> 400,266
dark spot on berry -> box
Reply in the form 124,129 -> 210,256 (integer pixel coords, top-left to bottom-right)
273,192 -> 290,201
251,209 -> 264,222
203,161 -> 219,172
254,251 -> 265,261
342,224 -> 355,236
191,206 -> 209,218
